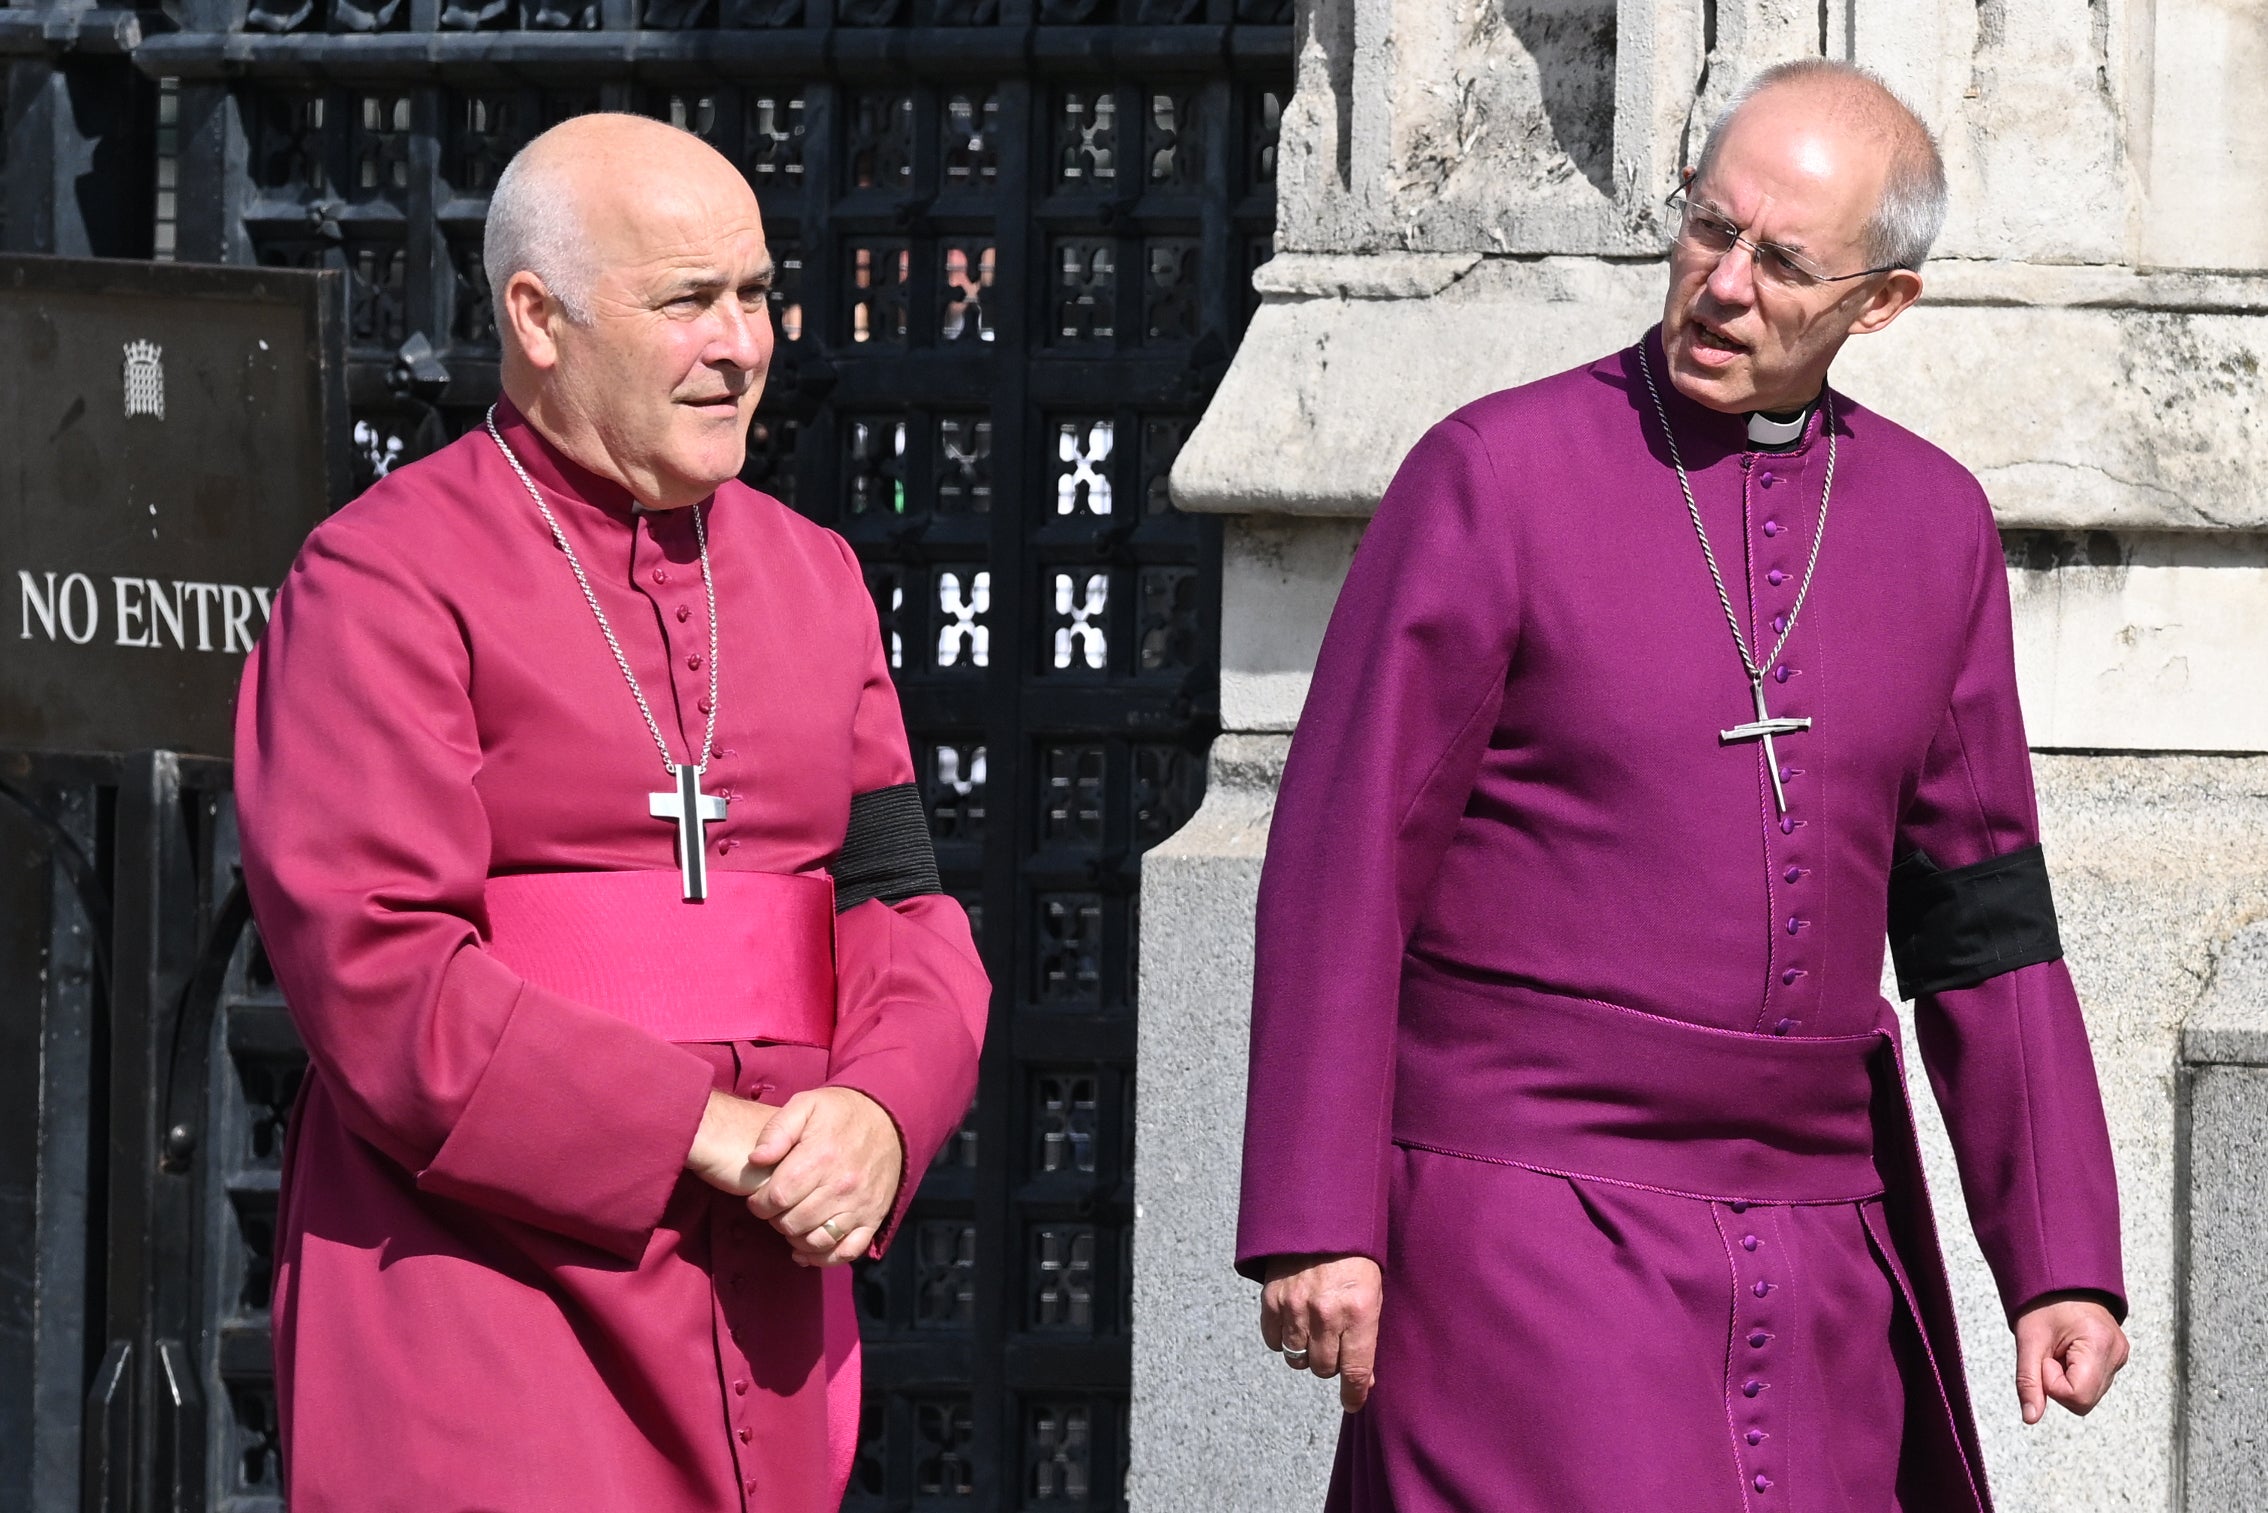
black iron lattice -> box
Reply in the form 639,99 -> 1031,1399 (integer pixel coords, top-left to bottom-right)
1,4 -> 1288,1510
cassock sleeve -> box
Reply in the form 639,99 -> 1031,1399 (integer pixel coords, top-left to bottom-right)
819,533 -> 990,1257
235,514 -> 719,1263
1235,418 -> 1518,1281
1894,494 -> 2127,1325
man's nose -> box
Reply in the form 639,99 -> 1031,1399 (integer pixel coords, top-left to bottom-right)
708,297 -> 770,372
1705,240 -> 1758,305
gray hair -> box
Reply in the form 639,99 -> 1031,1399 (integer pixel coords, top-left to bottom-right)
1695,58 -> 1948,272
483,144 -> 596,330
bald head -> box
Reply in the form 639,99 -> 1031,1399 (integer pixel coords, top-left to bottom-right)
484,112 -> 756,331
1694,60 -> 1946,272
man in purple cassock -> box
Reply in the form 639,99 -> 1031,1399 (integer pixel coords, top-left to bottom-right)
1236,59 -> 2131,1512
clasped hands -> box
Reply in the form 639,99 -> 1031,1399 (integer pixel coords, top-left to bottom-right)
1261,1255 -> 2130,1422
686,1086 -> 902,1266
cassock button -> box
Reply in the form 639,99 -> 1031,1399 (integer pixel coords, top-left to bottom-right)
699,697 -> 714,714
738,1426 -> 753,1444
1773,613 -> 1789,634
1760,472 -> 1777,488
1742,1235 -> 1760,1251
688,653 -> 704,670
1773,1018 -> 1796,1036
1781,968 -> 1805,986
653,568 -> 669,585
1747,1430 -> 1767,1446
1786,917 -> 1804,935
1784,866 -> 1802,884
677,605 -> 692,622
1762,520 -> 1781,537
745,1478 -> 759,1498
733,1379 -> 748,1396
1774,664 -> 1793,684
1754,1281 -> 1773,1297
1779,815 -> 1798,836
719,838 -> 739,854
1742,1379 -> 1767,1398
1756,1474 -> 1773,1492
1748,1331 -> 1770,1348
1729,1201 -> 1750,1213
1766,569 -> 1788,586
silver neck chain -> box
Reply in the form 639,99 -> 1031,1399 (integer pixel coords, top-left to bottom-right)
484,407 -> 721,777
1636,347 -> 1836,690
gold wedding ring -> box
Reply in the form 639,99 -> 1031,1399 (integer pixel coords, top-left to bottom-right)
821,1217 -> 848,1243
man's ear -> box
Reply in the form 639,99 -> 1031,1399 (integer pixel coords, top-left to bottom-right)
1847,268 -> 1923,337
502,271 -> 564,371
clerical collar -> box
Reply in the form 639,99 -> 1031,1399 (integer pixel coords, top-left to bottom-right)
1746,397 -> 1820,451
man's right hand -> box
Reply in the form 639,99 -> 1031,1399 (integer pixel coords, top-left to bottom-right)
684,1089 -> 778,1197
1260,1253 -> 1383,1412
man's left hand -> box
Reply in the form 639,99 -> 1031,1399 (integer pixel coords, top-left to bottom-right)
746,1087 -> 904,1266
2013,1294 -> 2129,1425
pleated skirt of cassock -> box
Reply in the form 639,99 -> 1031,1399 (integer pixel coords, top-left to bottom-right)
1326,1149 -> 1945,1513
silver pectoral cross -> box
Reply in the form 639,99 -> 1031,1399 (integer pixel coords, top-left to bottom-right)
649,763 -> 728,901
1720,676 -> 1812,816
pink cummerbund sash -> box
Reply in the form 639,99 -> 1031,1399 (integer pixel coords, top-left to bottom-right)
1391,956 -> 1888,1205
483,869 -> 836,1046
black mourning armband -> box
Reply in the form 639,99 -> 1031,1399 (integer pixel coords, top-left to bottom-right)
1886,842 -> 2064,1000
835,781 -> 943,912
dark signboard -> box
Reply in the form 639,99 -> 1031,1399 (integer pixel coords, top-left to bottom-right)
1,255 -> 347,758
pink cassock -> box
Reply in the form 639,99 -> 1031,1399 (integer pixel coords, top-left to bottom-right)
1238,333 -> 2126,1512
235,401 -> 988,1512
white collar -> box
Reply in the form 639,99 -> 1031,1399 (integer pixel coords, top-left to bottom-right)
1746,407 -> 1810,447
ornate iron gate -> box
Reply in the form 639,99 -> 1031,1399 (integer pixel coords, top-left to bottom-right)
2,4 -> 1288,1509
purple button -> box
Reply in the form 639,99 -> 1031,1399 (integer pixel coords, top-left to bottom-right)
1787,917 -> 1804,934
1762,520 -> 1781,537
1780,815 -> 1797,835
1756,1474 -> 1773,1492
1729,1200 -> 1750,1213
1747,1429 -> 1766,1446
1774,664 -> 1793,684
1773,613 -> 1789,633
1760,472 -> 1777,488
1773,1017 -> 1795,1035
1753,1281 -> 1773,1297
1766,569 -> 1787,586
1742,1235 -> 1759,1251
1784,867 -> 1802,884
1743,1379 -> 1766,1398
1781,968 -> 1803,986
1748,1331 -> 1770,1348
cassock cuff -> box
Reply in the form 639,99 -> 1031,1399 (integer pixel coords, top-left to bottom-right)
826,1048 -> 973,1256
2006,1283 -> 2130,1330
417,982 -> 716,1262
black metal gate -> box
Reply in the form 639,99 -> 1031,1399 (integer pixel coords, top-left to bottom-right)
0,3 -> 1289,1509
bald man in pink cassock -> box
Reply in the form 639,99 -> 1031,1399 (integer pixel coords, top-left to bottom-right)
1239,61 -> 2130,1512
235,114 -> 987,1511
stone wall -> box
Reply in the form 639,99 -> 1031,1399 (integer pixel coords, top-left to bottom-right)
1133,3 -> 2268,1510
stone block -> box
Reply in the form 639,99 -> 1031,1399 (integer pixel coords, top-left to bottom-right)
1128,735 -> 1338,1513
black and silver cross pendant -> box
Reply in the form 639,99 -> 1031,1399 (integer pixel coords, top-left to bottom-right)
1720,675 -> 1812,816
649,763 -> 729,901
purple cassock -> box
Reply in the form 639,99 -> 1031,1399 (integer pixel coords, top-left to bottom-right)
1237,330 -> 2125,1512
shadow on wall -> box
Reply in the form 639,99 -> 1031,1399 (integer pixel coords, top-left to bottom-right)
1501,0 -> 1619,199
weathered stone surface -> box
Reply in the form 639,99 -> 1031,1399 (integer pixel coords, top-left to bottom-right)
2145,1 -> 2268,273
1174,255 -> 2268,532
1128,735 -> 1336,1513
2184,1064 -> 2268,1509
1132,747 -> 2268,1511
1220,516 -> 1363,735
2007,534 -> 2268,753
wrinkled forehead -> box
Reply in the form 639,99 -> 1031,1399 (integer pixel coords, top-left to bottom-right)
570,151 -> 766,275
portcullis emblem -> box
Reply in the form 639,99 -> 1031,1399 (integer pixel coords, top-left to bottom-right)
123,339 -> 165,420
